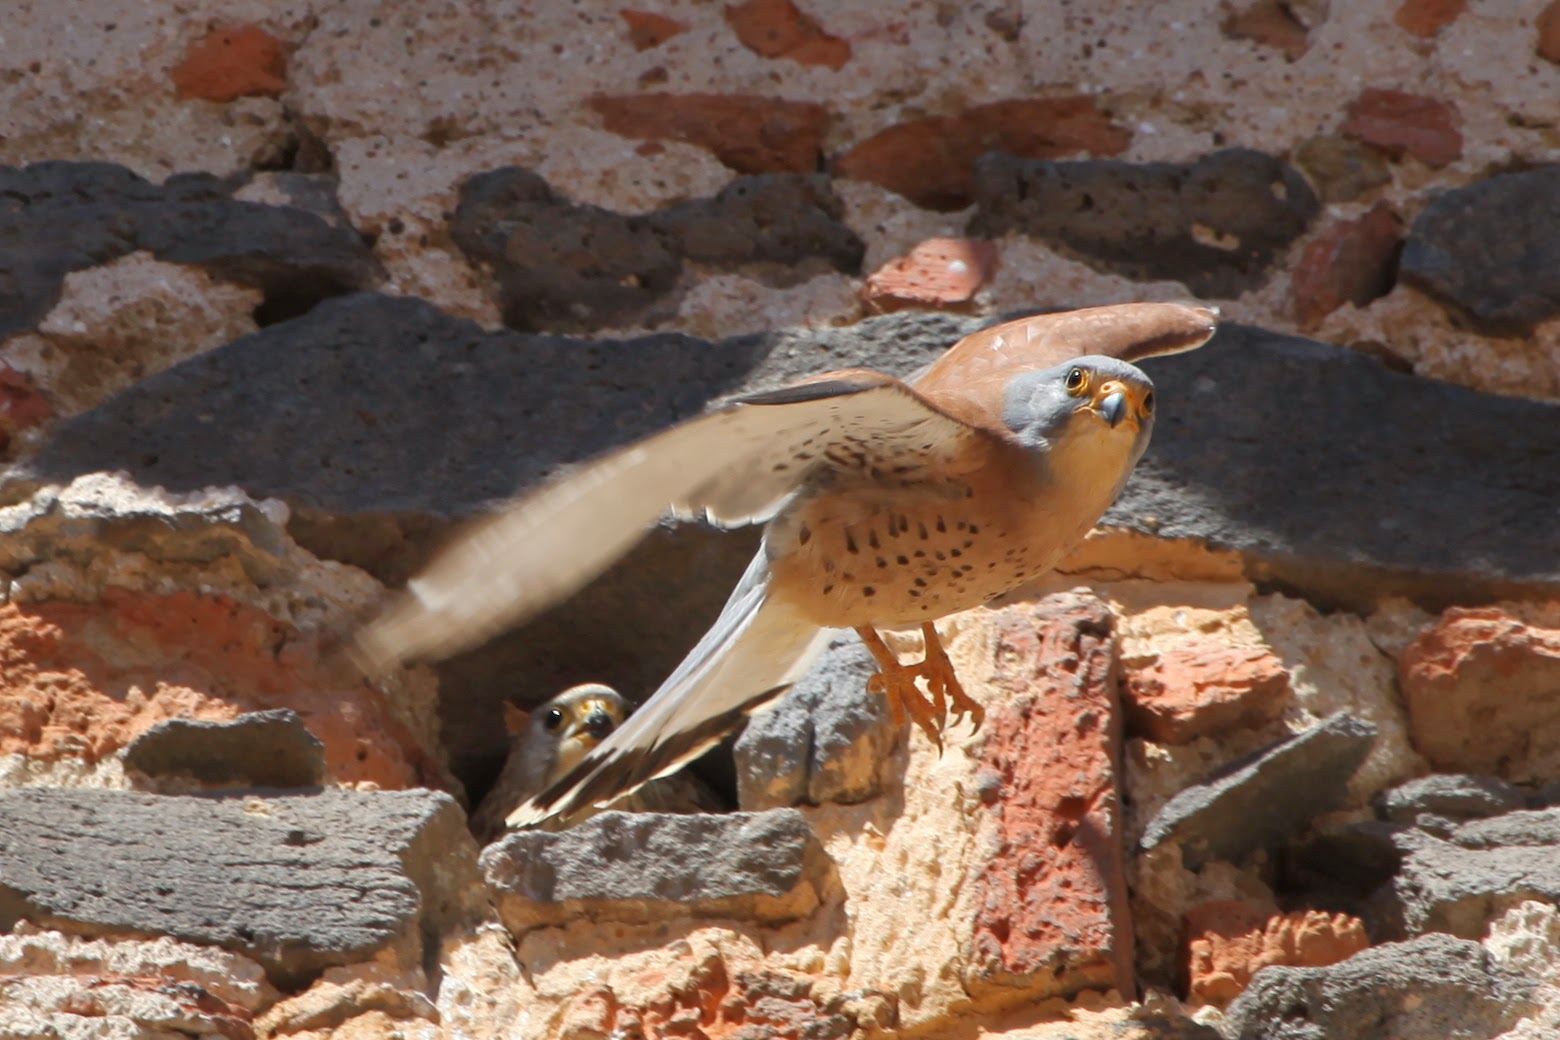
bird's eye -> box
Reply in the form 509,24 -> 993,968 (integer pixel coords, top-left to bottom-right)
543,708 -> 565,731
1065,367 -> 1089,395
1142,391 -> 1154,417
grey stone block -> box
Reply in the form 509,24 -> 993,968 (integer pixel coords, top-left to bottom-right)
735,634 -> 896,811
1140,713 -> 1377,869
0,787 -> 477,987
1376,773 -> 1525,832
970,149 -> 1319,297
1400,165 -> 1560,332
481,809 -> 828,933
123,709 -> 325,789
1224,933 -> 1537,1040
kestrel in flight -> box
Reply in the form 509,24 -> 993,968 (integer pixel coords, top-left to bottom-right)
356,301 -> 1219,829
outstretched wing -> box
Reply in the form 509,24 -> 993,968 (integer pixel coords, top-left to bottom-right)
354,373 -> 987,670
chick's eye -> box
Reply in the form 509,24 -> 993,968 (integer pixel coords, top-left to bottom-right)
543,708 -> 564,731
1142,391 -> 1154,416
1065,367 -> 1089,395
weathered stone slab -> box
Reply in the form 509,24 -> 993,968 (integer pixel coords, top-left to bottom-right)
0,788 -> 475,986
1223,933 -> 1537,1040
480,809 -> 828,933
123,709 -> 325,790
1140,713 -> 1377,869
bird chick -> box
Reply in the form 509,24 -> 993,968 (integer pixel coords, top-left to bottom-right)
469,682 -> 719,840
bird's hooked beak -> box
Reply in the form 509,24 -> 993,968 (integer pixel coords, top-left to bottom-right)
1091,380 -> 1149,429
581,705 -> 617,741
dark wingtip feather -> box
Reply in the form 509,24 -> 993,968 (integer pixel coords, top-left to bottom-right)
504,683 -> 794,829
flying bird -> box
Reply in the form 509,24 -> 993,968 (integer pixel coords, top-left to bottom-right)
468,682 -> 720,840
356,301 -> 1219,829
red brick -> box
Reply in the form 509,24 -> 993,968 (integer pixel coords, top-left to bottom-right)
1121,638 -> 1292,744
863,237 -> 998,312
0,593 -> 441,788
725,0 -> 851,69
1182,901 -> 1369,1005
590,93 -> 829,174
1394,0 -> 1468,37
0,364 -> 54,454
171,24 -> 286,103
1340,88 -> 1462,167
1400,607 -> 1560,782
967,592 -> 1134,1001
1291,201 -> 1404,330
1223,0 -> 1311,60
619,9 -> 689,51
837,96 -> 1129,211
1540,0 -> 1560,64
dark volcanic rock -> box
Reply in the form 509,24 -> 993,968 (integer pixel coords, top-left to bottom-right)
1119,322 -> 1560,610
0,787 -> 477,986
123,708 -> 326,789
452,168 -> 861,331
1400,166 -> 1560,332
734,634 -> 896,810
1376,773 -> 1525,833
1140,713 -> 1377,869
969,149 -> 1319,297
1223,933 -> 1537,1040
482,809 -> 829,932
0,161 -> 380,338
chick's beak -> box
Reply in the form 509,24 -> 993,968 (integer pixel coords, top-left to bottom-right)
580,704 -> 618,741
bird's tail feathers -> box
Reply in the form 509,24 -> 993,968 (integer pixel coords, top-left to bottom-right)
504,553 -> 826,829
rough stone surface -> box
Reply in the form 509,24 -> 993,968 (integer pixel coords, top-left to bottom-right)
970,150 -> 1320,297
1376,773 -> 1526,830
1291,202 -> 1403,330
1340,88 -> 1463,167
482,809 -> 828,933
1292,135 -> 1392,203
1139,713 -> 1378,869
734,634 -> 895,811
170,25 -> 288,103
863,237 -> 999,312
1181,902 -> 1369,1006
0,787 -> 479,986
838,97 -> 1130,211
1120,637 -> 1291,745
1223,933 -> 1537,1040
966,593 -> 1135,1002
1400,166 -> 1560,332
0,162 -> 380,340
1385,809 -> 1560,941
1116,324 -> 1560,608
725,0 -> 851,69
123,709 -> 326,790
1398,606 -> 1560,784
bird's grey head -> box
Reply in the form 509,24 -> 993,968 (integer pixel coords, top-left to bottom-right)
523,683 -> 629,779
1001,355 -> 1156,459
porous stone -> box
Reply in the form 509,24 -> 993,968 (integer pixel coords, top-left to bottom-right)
1376,773 -> 1525,829
1290,201 -> 1403,330
969,150 -> 1319,297
1399,166 -> 1560,332
734,634 -> 895,811
1181,902 -> 1369,1006
724,0 -> 851,69
0,787 -> 480,987
170,24 -> 288,102
1398,606 -> 1560,784
1223,933 -> 1537,1040
863,237 -> 999,312
123,709 -> 325,790
1139,713 -> 1378,869
1292,135 -> 1393,203
589,93 -> 829,175
481,809 -> 828,933
1120,637 -> 1291,745
965,592 -> 1134,1002
1339,88 -> 1463,167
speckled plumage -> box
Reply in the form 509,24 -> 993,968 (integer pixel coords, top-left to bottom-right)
357,302 -> 1219,829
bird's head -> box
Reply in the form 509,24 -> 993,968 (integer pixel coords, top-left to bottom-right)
1001,355 -> 1156,463
523,682 -> 630,780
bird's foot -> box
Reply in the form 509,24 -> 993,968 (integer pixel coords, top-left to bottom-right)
857,624 -> 984,750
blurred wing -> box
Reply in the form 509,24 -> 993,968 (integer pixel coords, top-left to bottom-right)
354,374 -> 985,670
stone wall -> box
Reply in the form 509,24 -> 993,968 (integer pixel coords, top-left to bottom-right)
1,2 -> 1558,1039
